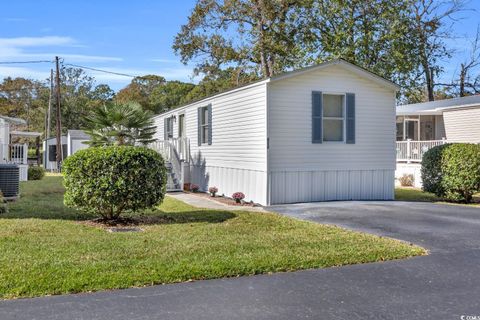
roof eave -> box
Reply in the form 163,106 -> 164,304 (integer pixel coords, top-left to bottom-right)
269,59 -> 400,91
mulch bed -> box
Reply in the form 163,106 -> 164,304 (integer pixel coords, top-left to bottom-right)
186,191 -> 259,207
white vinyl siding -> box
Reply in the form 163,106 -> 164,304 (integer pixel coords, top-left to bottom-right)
153,82 -> 268,205
267,64 -> 396,204
443,107 -> 480,143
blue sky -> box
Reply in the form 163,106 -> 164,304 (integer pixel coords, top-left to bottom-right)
1,0 -> 479,91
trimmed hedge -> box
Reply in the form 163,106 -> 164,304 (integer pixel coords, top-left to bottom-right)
441,144 -> 480,203
28,166 -> 45,181
63,146 -> 167,220
421,143 -> 480,203
421,143 -> 451,196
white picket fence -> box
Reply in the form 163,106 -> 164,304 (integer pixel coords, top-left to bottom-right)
396,139 -> 447,163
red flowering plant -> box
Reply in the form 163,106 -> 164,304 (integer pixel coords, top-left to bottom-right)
190,184 -> 199,193
232,192 -> 245,204
208,186 -> 218,197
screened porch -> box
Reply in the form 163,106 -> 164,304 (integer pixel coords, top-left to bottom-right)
396,115 -> 447,162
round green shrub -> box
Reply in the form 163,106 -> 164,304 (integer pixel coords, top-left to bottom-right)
440,143 -> 480,203
421,143 -> 451,196
28,166 -> 45,180
63,146 -> 167,220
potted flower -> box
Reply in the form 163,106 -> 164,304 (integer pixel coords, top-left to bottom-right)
232,192 -> 245,204
190,184 -> 199,193
208,186 -> 218,197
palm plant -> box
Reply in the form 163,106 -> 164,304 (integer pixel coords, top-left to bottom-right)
84,102 -> 157,146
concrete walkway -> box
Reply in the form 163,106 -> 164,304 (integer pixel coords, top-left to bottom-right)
168,192 -> 266,212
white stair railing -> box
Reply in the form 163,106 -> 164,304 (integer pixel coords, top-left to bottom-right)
150,138 -> 190,190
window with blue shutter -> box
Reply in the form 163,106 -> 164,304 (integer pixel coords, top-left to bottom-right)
346,93 -> 355,144
312,91 -> 323,143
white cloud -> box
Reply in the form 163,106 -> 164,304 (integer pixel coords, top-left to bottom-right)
0,36 -> 122,63
4,18 -> 28,22
0,36 -> 194,90
0,66 -> 50,81
0,36 -> 74,47
151,58 -> 181,63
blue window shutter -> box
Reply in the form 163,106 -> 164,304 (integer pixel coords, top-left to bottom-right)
164,118 -> 167,140
197,107 -> 201,146
312,91 -> 323,143
346,93 -> 355,144
207,104 -> 212,145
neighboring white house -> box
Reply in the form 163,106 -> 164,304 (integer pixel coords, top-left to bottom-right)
395,95 -> 480,187
43,130 -> 90,171
0,115 -> 41,181
43,136 -> 67,171
152,59 -> 398,205
67,130 -> 90,156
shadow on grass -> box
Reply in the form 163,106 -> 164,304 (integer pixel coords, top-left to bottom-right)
124,210 -> 236,225
1,176 -> 236,225
2,196 -> 236,225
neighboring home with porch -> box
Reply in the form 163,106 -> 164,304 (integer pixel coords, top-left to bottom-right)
0,115 -> 42,181
396,95 -> 480,187
152,59 -> 399,205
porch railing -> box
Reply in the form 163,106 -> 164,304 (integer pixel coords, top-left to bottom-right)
396,139 -> 447,163
150,138 -> 190,162
150,138 -> 190,189
0,143 -> 28,164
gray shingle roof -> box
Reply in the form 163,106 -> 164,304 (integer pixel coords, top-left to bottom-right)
397,95 -> 480,115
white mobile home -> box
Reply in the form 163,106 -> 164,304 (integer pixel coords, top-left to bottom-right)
153,59 -> 398,205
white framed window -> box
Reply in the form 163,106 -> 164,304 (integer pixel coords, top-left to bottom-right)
322,94 -> 345,142
166,117 -> 174,139
178,113 -> 185,138
200,106 -> 209,144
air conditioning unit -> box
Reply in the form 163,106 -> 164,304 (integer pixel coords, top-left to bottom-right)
0,164 -> 20,199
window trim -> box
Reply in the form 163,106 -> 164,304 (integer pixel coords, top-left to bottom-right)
166,116 -> 174,139
199,106 -> 210,145
178,113 -> 185,138
322,92 -> 346,143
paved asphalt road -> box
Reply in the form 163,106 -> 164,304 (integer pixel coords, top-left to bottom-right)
1,201 -> 480,320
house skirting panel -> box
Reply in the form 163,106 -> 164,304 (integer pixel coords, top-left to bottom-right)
189,164 -> 267,205
269,169 -> 395,205
395,163 -> 422,188
19,164 -> 28,181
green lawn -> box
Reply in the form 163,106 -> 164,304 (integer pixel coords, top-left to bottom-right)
395,188 -> 442,202
395,187 -> 480,206
0,177 -> 425,299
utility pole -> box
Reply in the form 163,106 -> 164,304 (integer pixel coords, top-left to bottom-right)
45,69 -> 53,139
54,56 -> 63,170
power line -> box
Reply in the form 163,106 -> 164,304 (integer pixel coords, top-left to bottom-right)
64,63 -> 136,78
0,60 -> 52,64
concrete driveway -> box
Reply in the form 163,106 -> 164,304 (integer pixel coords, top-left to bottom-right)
1,201 -> 480,320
